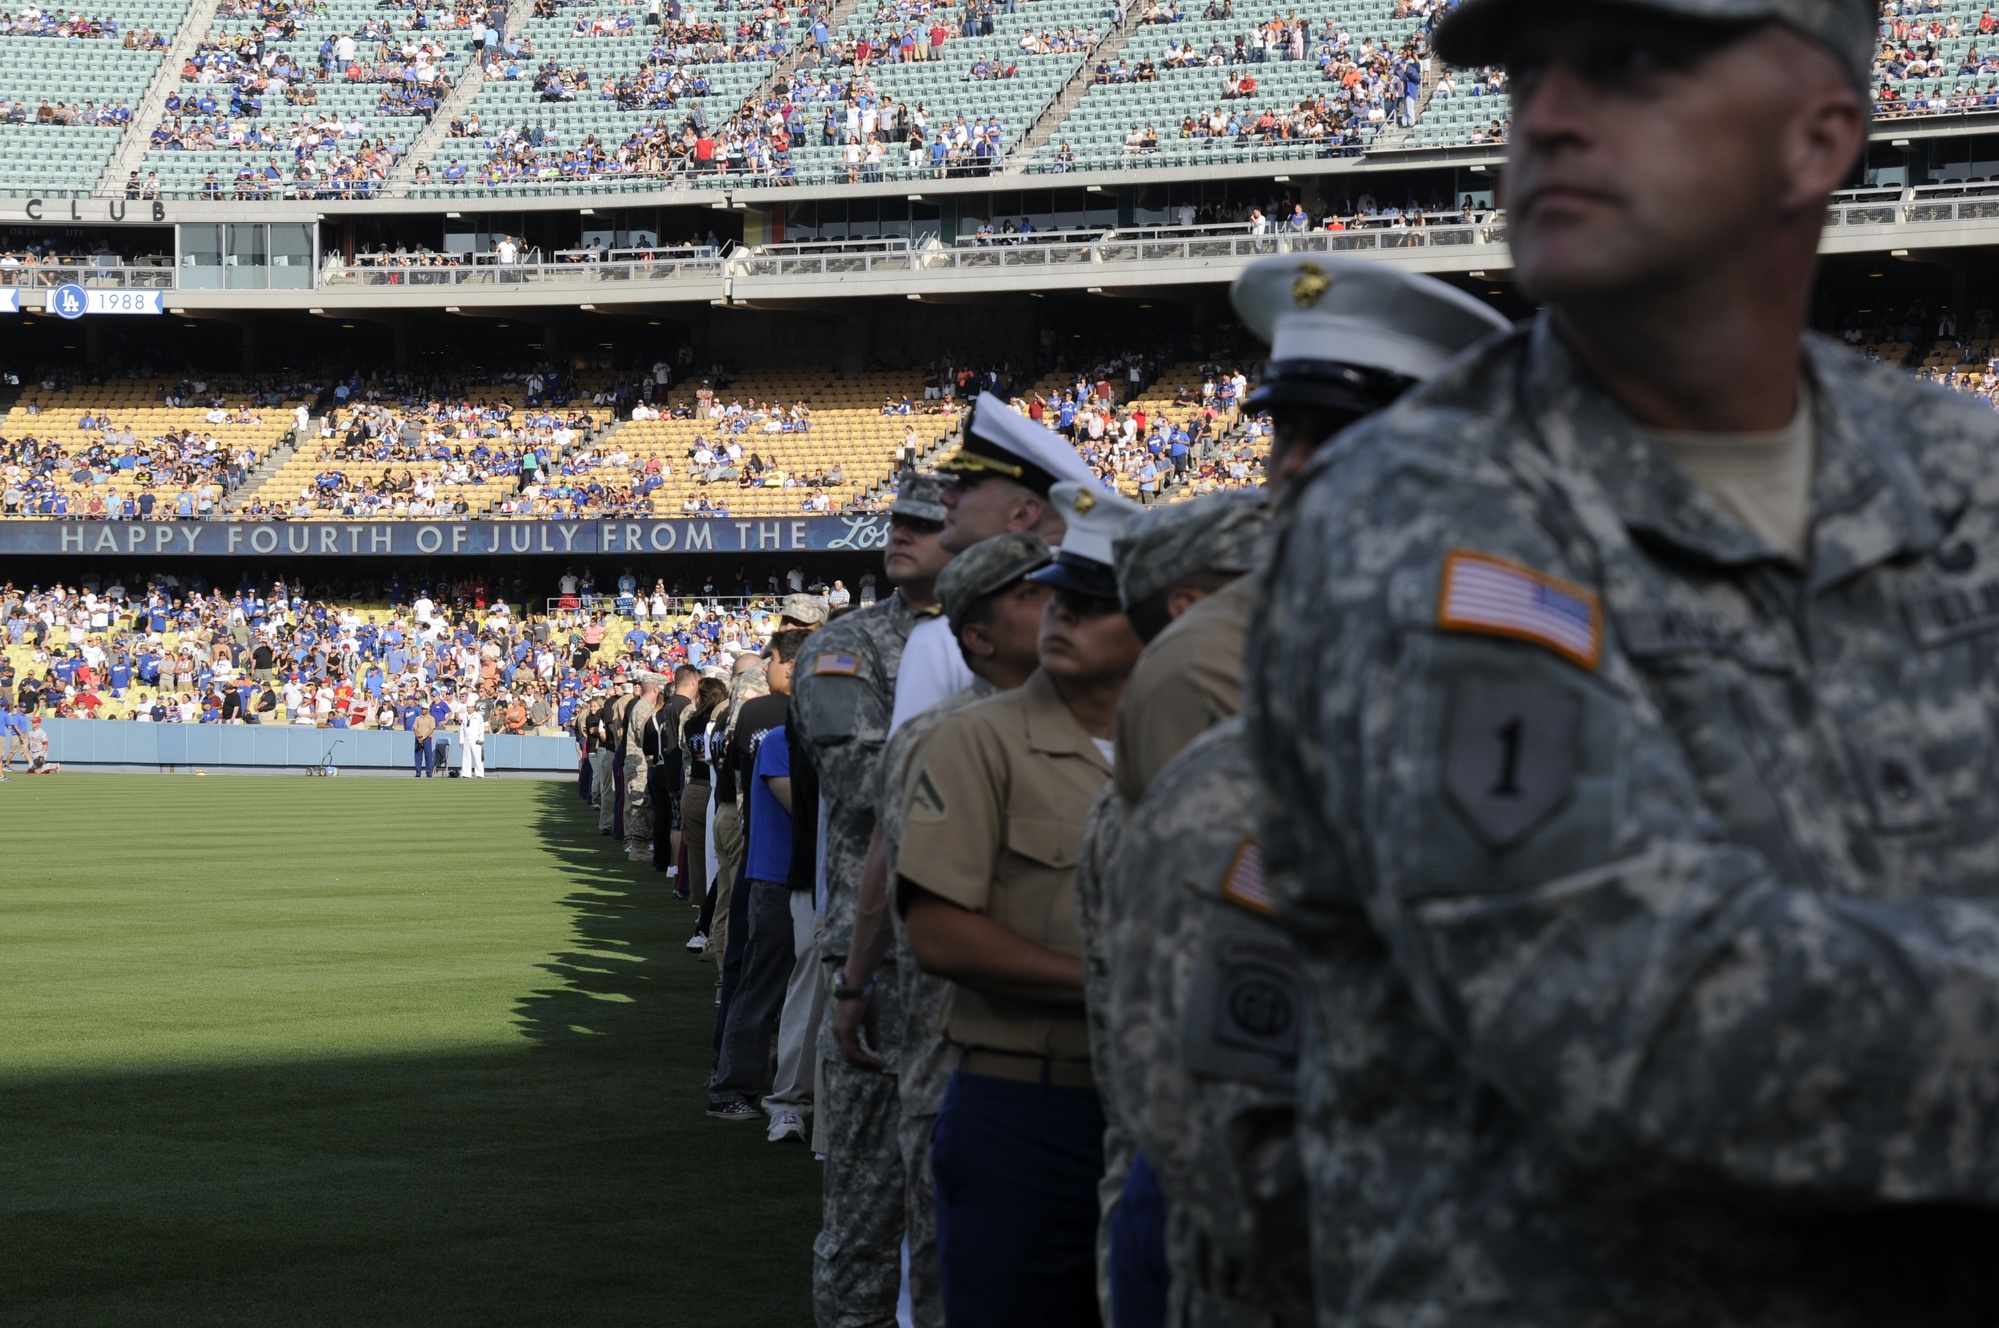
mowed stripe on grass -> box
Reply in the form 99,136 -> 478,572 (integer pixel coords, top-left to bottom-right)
0,773 -> 819,1327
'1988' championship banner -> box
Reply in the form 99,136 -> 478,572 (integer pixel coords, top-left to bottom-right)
0,515 -> 897,558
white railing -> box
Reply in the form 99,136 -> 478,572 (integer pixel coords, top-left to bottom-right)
728,222 -> 1509,276
316,253 -> 729,286
0,263 -> 176,288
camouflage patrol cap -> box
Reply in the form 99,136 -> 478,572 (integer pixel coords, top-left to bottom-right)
780,592 -> 828,625
937,531 -> 1053,633
889,471 -> 950,523
636,670 -> 670,687
1113,492 -> 1270,610
1435,0 -> 1872,93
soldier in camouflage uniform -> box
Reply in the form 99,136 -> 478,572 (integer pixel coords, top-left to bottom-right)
849,533 -> 1052,1328
623,673 -> 663,861
1080,495 -> 1268,1328
1093,260 -> 1506,1326
791,473 -> 954,1328
1250,4 -> 1999,1323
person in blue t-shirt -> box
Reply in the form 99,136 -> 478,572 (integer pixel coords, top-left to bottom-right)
707,720 -> 798,1122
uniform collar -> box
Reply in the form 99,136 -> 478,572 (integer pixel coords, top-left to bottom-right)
1019,668 -> 1112,773
1521,315 -> 1944,586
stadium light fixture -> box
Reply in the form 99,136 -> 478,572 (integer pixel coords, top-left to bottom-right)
1891,249 -> 1910,257
647,320 -> 661,326
170,307 -> 187,315
579,304 -> 596,311
1469,271 -> 1487,278
446,211 -> 462,218
580,208 -> 595,215
908,294 -> 923,301
1087,286 -> 1105,294
906,194 -> 925,202
446,306 -> 461,313
1086,185 -> 1104,193
1469,165 -> 1487,173
1273,175 -> 1289,183
1893,139 -> 1911,147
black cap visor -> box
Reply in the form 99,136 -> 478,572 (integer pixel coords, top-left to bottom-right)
1247,360 -> 1416,415
1027,554 -> 1121,599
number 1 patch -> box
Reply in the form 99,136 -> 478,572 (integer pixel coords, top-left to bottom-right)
1443,678 -> 1581,849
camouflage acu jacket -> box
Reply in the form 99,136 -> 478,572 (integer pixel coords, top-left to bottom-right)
790,591 -> 917,963
1247,315 -> 1999,1326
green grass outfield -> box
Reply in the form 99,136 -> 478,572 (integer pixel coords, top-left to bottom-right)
0,773 -> 819,1327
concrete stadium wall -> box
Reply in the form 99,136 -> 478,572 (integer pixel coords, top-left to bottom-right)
37,718 -> 581,777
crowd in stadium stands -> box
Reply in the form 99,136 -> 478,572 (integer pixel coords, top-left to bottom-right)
0,6 -> 168,42
2,434 -> 263,519
0,573 -> 810,741
0,372 -> 308,519
0,341 -> 1270,522
3,99 -> 135,126
1877,1 -> 1999,116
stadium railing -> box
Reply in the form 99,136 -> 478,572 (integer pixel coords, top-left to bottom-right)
0,263 -> 176,288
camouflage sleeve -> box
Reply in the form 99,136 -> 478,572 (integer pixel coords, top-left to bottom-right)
792,640 -> 892,802
1248,442 -> 1999,1203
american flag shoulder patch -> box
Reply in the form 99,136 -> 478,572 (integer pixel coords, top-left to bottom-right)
812,652 -> 860,677
1437,550 -> 1602,670
1219,838 -> 1273,916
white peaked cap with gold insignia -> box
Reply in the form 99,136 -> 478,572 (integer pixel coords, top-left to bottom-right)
1027,481 -> 1143,599
936,392 -> 1111,496
1230,255 -> 1512,413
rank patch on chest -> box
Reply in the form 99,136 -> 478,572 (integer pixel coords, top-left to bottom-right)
812,652 -> 860,677
1437,551 -> 1601,669
1219,838 -> 1274,916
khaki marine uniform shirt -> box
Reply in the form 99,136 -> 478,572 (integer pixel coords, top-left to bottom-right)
898,668 -> 1110,1063
1112,572 -> 1252,808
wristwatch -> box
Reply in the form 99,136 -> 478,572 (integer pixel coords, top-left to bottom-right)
832,970 -> 873,1002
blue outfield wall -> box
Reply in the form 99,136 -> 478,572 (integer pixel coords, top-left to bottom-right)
39,718 -> 582,775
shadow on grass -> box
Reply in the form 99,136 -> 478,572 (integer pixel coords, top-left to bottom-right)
0,781 -> 818,1328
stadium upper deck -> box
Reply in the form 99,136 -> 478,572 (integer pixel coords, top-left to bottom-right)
1,0 -> 1993,207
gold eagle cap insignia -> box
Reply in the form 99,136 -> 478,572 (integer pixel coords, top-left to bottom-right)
1292,262 -> 1331,307
1073,491 -> 1097,514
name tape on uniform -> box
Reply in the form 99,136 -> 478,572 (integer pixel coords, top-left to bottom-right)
812,651 -> 860,676
1437,550 -> 1601,669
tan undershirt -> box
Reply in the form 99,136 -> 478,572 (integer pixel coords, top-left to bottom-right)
1647,387 -> 1815,565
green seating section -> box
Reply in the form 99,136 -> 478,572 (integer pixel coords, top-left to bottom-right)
0,32 -> 169,191
136,0 -> 464,196
1401,88 -> 1506,147
1027,8 -> 1425,170
421,3 -> 771,191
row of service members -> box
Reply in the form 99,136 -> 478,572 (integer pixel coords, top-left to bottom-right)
827,2 -> 1999,1327
775,242 -> 1507,1328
